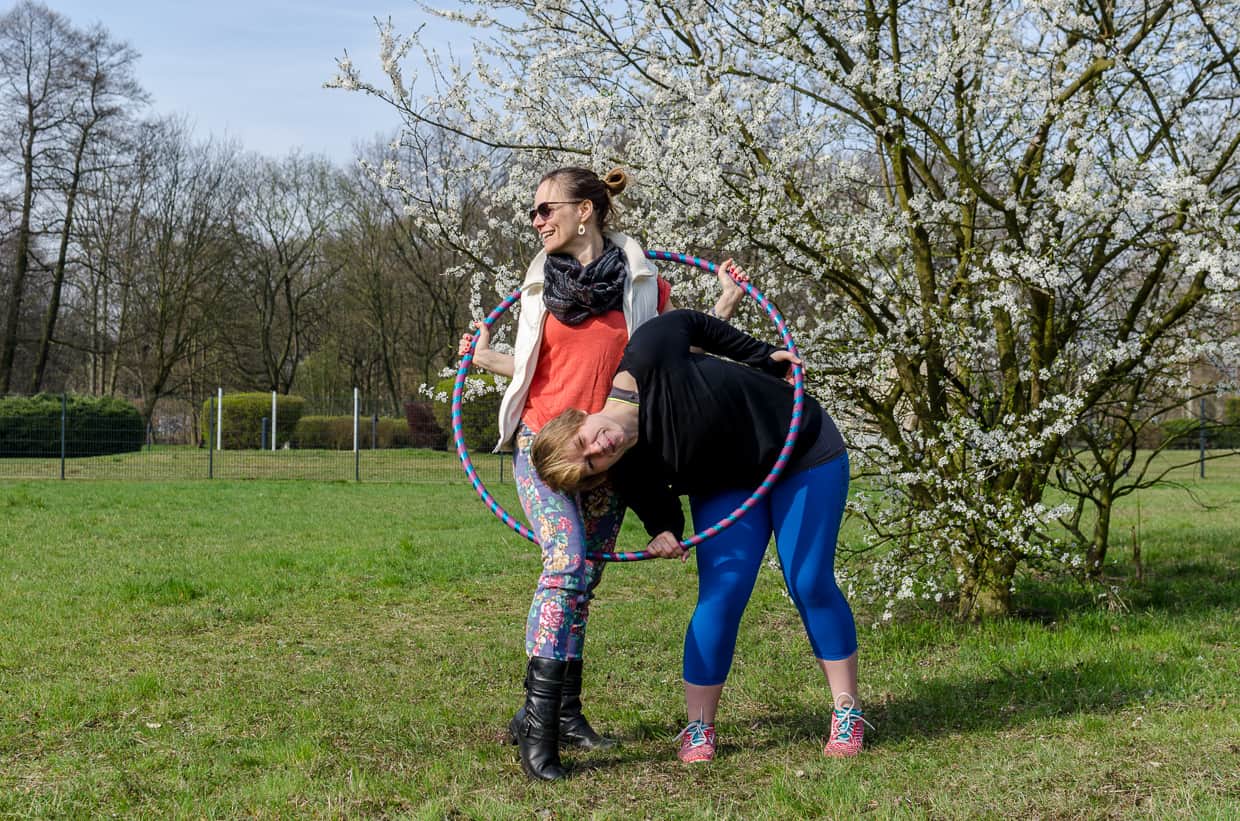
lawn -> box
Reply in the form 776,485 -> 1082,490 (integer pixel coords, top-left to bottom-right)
0,444 -> 509,484
0,454 -> 1237,818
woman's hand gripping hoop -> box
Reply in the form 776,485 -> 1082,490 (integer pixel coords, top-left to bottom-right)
451,251 -> 805,561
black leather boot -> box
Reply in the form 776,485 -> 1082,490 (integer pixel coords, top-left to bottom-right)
559,658 -> 617,750
508,658 -> 617,750
512,656 -> 568,781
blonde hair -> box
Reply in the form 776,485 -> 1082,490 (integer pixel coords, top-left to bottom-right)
530,409 -> 607,495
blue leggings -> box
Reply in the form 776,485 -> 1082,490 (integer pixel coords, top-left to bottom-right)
684,452 -> 856,686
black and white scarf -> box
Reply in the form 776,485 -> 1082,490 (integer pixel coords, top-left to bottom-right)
542,239 -> 628,325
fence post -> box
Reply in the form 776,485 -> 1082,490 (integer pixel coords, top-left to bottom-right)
60,393 -> 66,480
271,390 -> 278,451
261,417 -> 268,451
1199,398 -> 1206,479
208,395 -> 215,479
371,413 -> 378,450
353,387 -> 360,482
216,387 -> 223,450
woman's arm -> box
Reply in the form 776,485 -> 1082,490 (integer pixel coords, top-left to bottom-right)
708,258 -> 748,319
661,258 -> 748,319
457,322 -> 515,377
610,452 -> 685,544
675,310 -> 790,376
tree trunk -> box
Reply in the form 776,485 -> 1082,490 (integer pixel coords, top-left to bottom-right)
956,553 -> 1018,621
30,127 -> 90,393
1086,487 -> 1114,580
0,124 -> 37,395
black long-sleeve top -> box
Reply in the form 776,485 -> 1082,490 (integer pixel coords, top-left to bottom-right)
609,309 -> 844,540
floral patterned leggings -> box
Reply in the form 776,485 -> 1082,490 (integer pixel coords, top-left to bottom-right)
513,424 -> 625,660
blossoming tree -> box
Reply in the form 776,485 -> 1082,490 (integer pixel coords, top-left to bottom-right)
334,0 -> 1240,618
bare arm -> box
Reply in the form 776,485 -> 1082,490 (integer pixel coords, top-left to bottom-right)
457,322 -> 514,378
709,258 -> 748,319
661,259 -> 748,318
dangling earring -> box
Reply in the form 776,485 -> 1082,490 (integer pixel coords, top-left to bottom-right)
577,223 -> 586,236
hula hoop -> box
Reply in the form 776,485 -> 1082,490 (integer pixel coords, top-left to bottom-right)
452,250 -> 805,561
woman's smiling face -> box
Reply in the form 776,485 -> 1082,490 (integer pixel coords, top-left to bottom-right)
530,178 -> 582,255
573,411 -> 630,476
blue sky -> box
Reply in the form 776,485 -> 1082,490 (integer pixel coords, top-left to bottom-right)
47,1 -> 462,165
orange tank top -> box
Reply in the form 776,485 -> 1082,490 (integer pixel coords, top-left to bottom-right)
522,277 -> 670,432
522,311 -> 629,431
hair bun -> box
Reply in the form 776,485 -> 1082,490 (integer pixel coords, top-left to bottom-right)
602,167 -> 629,196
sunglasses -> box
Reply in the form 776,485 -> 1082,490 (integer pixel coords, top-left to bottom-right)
528,201 -> 579,223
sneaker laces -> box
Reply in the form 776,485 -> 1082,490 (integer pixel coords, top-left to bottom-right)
831,693 -> 875,741
675,719 -> 713,748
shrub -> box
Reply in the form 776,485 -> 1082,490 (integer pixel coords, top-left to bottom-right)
1218,397 -> 1240,449
199,393 -> 305,449
0,394 -> 144,457
404,401 -> 447,450
290,416 -> 353,449
367,417 -> 413,449
291,415 -> 412,450
1161,417 -> 1203,449
432,374 -> 502,452
1133,418 -> 1166,450
1160,415 -> 1240,449
1226,397 -> 1240,426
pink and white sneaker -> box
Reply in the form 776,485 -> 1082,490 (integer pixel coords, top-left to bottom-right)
823,694 -> 872,758
676,719 -> 716,763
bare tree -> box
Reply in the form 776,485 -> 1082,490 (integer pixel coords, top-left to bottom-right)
0,1 -> 77,393
72,120 -> 157,396
229,151 -> 344,393
121,121 -> 241,428
26,20 -> 146,393
326,141 -> 466,410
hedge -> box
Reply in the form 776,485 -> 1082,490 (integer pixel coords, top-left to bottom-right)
432,374 -> 502,452
1159,415 -> 1240,449
199,393 -> 305,449
0,393 -> 144,457
291,415 -> 413,450
404,401 -> 447,450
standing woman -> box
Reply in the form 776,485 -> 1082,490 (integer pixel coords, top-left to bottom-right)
459,167 -> 744,780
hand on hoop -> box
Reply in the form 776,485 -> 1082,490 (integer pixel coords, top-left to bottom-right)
646,530 -> 689,561
458,321 -> 491,358
713,258 -> 750,320
770,349 -> 803,386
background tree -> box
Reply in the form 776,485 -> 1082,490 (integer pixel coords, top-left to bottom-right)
318,135 -> 509,414
120,121 -> 240,429
337,0 -> 1240,617
27,19 -> 145,393
72,120 -> 158,398
0,1 -> 77,394
229,151 -> 343,394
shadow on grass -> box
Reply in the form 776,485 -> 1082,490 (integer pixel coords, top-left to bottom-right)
736,653 -> 1186,751
870,656 -> 1182,745
571,548 -> 1239,765
1013,552 -> 1240,623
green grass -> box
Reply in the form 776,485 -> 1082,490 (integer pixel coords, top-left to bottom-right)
0,444 -> 508,483
0,455 -> 1237,818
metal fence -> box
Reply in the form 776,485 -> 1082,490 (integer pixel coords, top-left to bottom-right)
0,391 -> 506,483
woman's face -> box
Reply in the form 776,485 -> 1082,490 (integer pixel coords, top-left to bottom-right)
531,179 -> 585,255
573,412 -> 630,476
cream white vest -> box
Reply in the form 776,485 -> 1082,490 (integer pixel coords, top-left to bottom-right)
494,231 -> 660,452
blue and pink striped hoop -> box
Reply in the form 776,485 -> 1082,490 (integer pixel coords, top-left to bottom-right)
452,250 -> 805,561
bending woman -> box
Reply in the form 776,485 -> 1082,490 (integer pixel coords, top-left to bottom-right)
459,167 -> 745,780
530,308 -> 865,764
